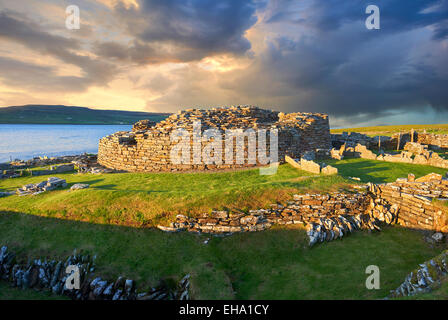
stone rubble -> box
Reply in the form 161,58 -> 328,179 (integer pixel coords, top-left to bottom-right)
157,172 -> 448,248
0,246 -> 190,300
330,141 -> 448,169
16,177 -> 67,196
132,119 -> 156,131
389,250 -> 448,298
332,130 -> 448,151
29,164 -> 75,176
158,191 -> 396,246
70,183 -> 90,191
285,155 -> 338,175
71,154 -> 116,174
331,132 -> 377,149
1,154 -> 102,179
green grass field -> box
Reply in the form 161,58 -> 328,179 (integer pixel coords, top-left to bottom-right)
331,123 -> 448,136
0,160 -> 445,227
0,212 -> 442,299
0,159 -> 447,299
0,165 -> 352,227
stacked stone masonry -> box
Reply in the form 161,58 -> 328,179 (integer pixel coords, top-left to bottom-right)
369,174 -> 448,232
331,142 -> 448,169
158,173 -> 448,246
98,106 -> 331,172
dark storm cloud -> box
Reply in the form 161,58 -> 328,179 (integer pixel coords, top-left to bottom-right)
95,0 -> 262,64
265,0 -> 448,39
219,0 -> 448,120
0,11 -> 116,90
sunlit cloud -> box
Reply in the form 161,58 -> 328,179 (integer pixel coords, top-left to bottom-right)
0,0 -> 447,127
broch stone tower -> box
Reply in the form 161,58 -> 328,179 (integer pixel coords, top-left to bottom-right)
98,106 -> 331,172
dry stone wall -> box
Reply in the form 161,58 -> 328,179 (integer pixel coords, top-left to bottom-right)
157,173 -> 448,246
158,190 -> 398,246
331,142 -> 448,169
369,174 -> 448,232
417,133 -> 448,149
98,106 -> 331,172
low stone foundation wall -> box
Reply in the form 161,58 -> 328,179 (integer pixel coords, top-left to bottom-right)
159,192 -> 370,234
158,173 -> 448,246
30,164 -> 74,176
158,191 -> 397,246
417,133 -> 448,149
285,155 -> 338,175
332,142 -> 448,169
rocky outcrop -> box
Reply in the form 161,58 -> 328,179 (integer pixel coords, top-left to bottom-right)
0,246 -> 189,300
98,106 -> 331,172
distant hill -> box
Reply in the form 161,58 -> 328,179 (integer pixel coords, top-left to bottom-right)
0,105 -> 171,124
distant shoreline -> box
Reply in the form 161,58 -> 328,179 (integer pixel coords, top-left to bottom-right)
0,104 -> 171,125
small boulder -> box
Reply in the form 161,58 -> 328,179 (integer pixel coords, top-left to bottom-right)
432,232 -> 444,243
70,183 -> 90,191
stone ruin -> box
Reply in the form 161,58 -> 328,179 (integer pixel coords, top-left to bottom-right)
98,106 -> 331,172
157,172 -> 448,244
332,130 -> 448,151
0,246 -> 190,300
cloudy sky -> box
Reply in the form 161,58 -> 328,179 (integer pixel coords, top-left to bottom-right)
0,0 -> 447,127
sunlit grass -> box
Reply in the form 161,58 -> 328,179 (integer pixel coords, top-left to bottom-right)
331,123 -> 448,136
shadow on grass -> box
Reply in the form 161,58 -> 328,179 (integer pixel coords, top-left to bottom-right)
333,160 -> 390,183
0,210 -> 443,300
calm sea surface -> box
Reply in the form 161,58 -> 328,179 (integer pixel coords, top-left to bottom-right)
0,124 -> 131,163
